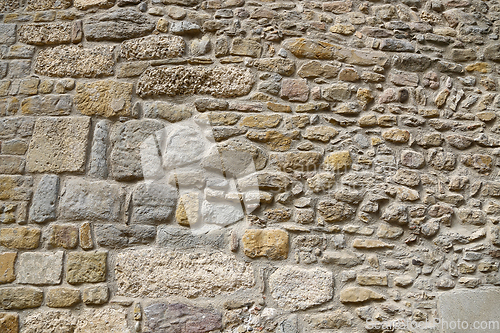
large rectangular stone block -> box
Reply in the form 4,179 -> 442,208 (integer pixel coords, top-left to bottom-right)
74,80 -> 133,118
26,117 -> 90,173
0,287 -> 43,309
66,252 -> 107,284
21,95 -> 72,116
0,175 -> 32,201
18,23 -> 73,45
17,252 -> 63,285
0,227 -> 40,249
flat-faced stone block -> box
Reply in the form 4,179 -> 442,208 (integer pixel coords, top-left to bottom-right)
17,251 -> 63,285
0,312 -> 18,333
0,253 -> 16,284
46,288 -> 80,308
18,23 -> 73,45
0,175 -> 32,201
131,181 -> 177,224
74,308 -> 129,333
0,227 -> 40,249
0,287 -> 43,309
49,225 -> 79,249
66,252 -> 107,284
242,229 -> 289,260
75,80 -> 133,118
121,35 -> 185,60
26,117 -> 90,173
29,174 -> 59,223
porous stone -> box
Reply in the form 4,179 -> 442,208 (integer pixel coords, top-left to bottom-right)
74,308 -> 129,333
323,151 -> 352,171
26,117 -> 90,173
0,287 -> 43,309
18,22 -> 73,45
137,66 -> 254,98
66,252 -> 107,284
0,227 -> 40,249
21,95 -> 72,116
144,303 -> 222,333
59,179 -> 125,222
357,273 -> 388,286
318,200 -> 355,223
115,249 -> 254,298
75,80 -> 132,118
303,126 -> 338,142
131,181 -> 177,224
0,253 -> 16,284
46,288 -> 80,308
382,128 -> 410,143
268,266 -> 333,311
240,114 -> 281,128
23,310 -> 77,333
82,285 -> 108,305
242,229 -> 289,259
74,0 -> 114,10
0,312 -> 18,333
26,0 -> 71,10
88,120 -> 110,179
249,58 -> 296,76
34,45 -> 115,78
121,35 -> 185,60
84,9 -> 156,41
17,251 -> 63,285
29,174 -> 59,223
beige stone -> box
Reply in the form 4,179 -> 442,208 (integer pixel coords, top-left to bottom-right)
323,151 -> 352,171
0,227 -> 40,249
267,102 -> 292,113
49,225 -> 79,249
75,80 -> 133,118
303,126 -> 338,142
0,312 -> 18,333
46,288 -> 80,308
175,192 -> 200,226
240,114 -> 281,128
79,222 -> 94,250
75,308 -> 130,333
26,117 -> 90,173
339,287 -> 385,303
121,35 -> 185,60
382,128 -> 410,143
352,238 -> 394,249
23,310 -> 76,333
242,229 -> 289,260
66,252 -> 107,284
0,175 -> 33,201
0,287 -> 43,309
18,22 -> 72,45
74,0 -> 114,10
0,253 -> 16,284
230,38 -> 262,58
357,273 -> 388,286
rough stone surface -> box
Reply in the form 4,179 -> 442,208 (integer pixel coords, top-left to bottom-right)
18,252 -> 63,285
0,287 -> 43,309
23,310 -> 76,333
121,35 -> 185,60
75,80 -> 133,117
21,95 -> 72,116
0,312 -> 18,333
115,249 -> 254,298
74,308 -> 130,333
242,229 -> 289,259
269,266 -> 333,311
26,117 -> 90,173
46,288 -> 80,308
29,174 -> 59,223
0,227 -> 40,249
131,181 -> 177,224
66,252 -> 107,284
0,253 -> 16,284
18,22 -> 73,45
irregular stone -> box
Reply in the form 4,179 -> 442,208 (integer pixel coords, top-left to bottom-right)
352,238 -> 394,249
390,71 -> 419,86
249,58 -> 295,76
340,287 -> 385,303
0,312 -> 18,333
88,120 -> 109,179
0,253 -> 16,284
26,119 -> 85,173
82,285 -> 108,305
271,152 -> 322,172
283,38 -> 339,59
75,0 -> 114,10
79,223 -> 94,250
458,209 -> 487,225
428,149 -> 456,171
29,174 -> 59,223
323,151 -> 352,171
201,200 -> 245,226
280,79 -> 309,102
269,266 -> 333,311
318,200 -> 355,223
394,275 -> 415,287
393,53 -> 432,72
132,181 -> 177,224
18,22 -> 73,45
95,224 -> 156,248
121,35 -> 185,60
462,154 -> 493,173
380,39 -> 415,52
75,80 -> 133,118
451,48 -> 476,62
320,250 -> 364,267
144,303 -> 222,333
170,21 -> 201,35
0,156 -> 24,174
303,126 -> 338,142
74,308 -> 129,333
110,119 -> 164,181
23,310 -> 76,333
230,37 -> 262,58
357,273 -> 388,286
0,227 -> 40,249
157,225 -> 226,249
84,8 -> 156,41
46,288 -> 80,308
137,65 -> 254,98
49,225 -> 79,249
323,83 -> 350,101
0,25 -> 16,46
21,95 -> 72,116
115,249 -> 254,298
446,134 -> 473,150
18,252 -> 63,285
382,128 -> 410,143
66,252 -> 107,284
240,114 -> 281,128
34,45 -> 115,78
377,223 -> 404,239
0,139 -> 27,155
309,310 -> 352,329
484,43 -> 500,62
0,287 -> 43,310
242,229 -> 288,260
307,173 -> 336,193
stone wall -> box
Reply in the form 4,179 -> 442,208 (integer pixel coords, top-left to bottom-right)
0,0 -> 500,332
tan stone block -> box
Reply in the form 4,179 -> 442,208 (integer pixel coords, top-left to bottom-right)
49,225 -> 79,249
266,102 -> 292,113
0,176 -> 32,201
240,114 -> 281,128
0,287 -> 43,309
79,222 -> 94,250
339,287 -> 385,303
356,273 -> 388,286
0,227 -> 40,249
352,238 -> 394,249
323,151 -> 352,171
242,229 -> 289,260
46,287 -> 80,308
382,128 -> 410,143
176,192 -> 200,226
0,253 -> 16,284
0,312 -> 18,333
66,252 -> 107,284
75,80 -> 133,118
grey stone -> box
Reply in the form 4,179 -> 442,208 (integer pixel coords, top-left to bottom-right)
484,43 -> 500,62
131,181 -> 177,224
0,287 -> 43,310
59,178 -> 125,222
20,95 -> 72,116
29,174 -> 59,223
95,224 -> 156,248
7,60 -> 31,79
110,119 -> 164,181
144,303 -> 222,333
18,251 -> 64,285
170,21 -> 201,35
84,8 -> 156,41
82,285 -> 108,305
393,53 -> 432,72
88,120 -> 110,179
380,39 -> 415,52
156,225 -> 227,249
143,101 -> 192,122
0,24 -> 16,45
201,200 -> 245,226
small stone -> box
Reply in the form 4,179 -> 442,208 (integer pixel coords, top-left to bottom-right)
46,288 -> 80,308
82,285 -> 108,305
281,79 -> 309,102
271,152 -> 322,172
26,117 -> 90,173
0,312 -> 18,333
250,58 -> 296,76
380,39 -> 415,52
49,225 -> 79,249
320,250 -> 364,267
338,67 -> 360,81
317,200 -> 355,223
458,208 -> 487,225
303,126 -> 338,142
0,287 -> 43,310
95,224 -> 156,249
307,173 -> 336,193
465,62 -> 491,73
29,174 -> 59,223
451,48 -> 476,62
74,308 -> 129,333
283,38 -> 338,60
240,114 -> 281,128
0,253 -> 16,284
0,24 -> 16,46
340,287 -> 385,303
323,83 -> 350,101
170,21 -> 201,35
66,251 -> 107,284
21,95 -> 72,116
462,154 -> 493,173
175,192 -> 200,226
17,251 -> 63,285
323,151 -> 352,171
446,134 -> 473,150
394,275 -> 414,287
377,223 -> 404,239
382,128 -> 410,143
230,37 -> 262,58
75,80 -> 133,118
356,273 -> 388,286
390,71 -> 419,86
74,0 -> 114,9
168,6 -> 187,19
242,229 -> 289,260
0,227 -> 40,249
352,238 -> 394,249
269,266 -> 333,311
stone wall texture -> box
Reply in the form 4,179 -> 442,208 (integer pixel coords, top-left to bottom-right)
1,0 -> 500,332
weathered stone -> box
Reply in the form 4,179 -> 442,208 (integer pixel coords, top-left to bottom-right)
115,249 -> 254,298
428,148 -> 456,171
0,227 -> 40,249
393,53 -> 432,72
82,285 -> 108,305
380,39 -> 415,52
144,101 -> 193,122
283,38 -> 339,60
323,83 -> 350,101
49,225 -> 79,249
307,173 -> 336,193
29,174 -> 59,223
0,287 -> 43,310
137,66 -> 254,98
240,114 -> 281,128
242,229 -> 289,260
0,253 -> 16,284
201,200 -> 245,226
157,225 -> 226,250
74,308 -> 129,333
280,79 -> 309,102
75,0 -> 114,10
79,223 -> 94,250
230,38 -> 262,58
0,156 -> 24,174
66,251 -> 107,284
352,238 -> 394,249
23,310 -> 76,333
170,21 -> 201,35
0,140 -> 27,155
26,117 -> 90,173
46,288 -> 80,308
357,273 -> 388,286
269,266 -> 333,311
330,23 -> 356,35
18,22 -> 73,45
339,287 -> 385,303
462,154 -> 493,173
175,192 -> 200,226
446,134 -> 473,149
59,178 -> 125,222
18,251 -> 63,285
26,0 -> 71,10
484,43 -> 500,62
382,128 -> 410,143
132,181 -> 177,224
272,152 -> 322,172
75,80 -> 133,118
377,223 -> 404,239
303,126 -> 338,142
309,310 -> 352,329
84,9 -> 156,41
323,151 -> 352,171
451,48 -> 476,62
144,303 -> 222,333
320,250 -> 364,267
95,224 -> 156,248
121,35 -> 185,60
250,58 -> 295,76
34,45 -> 115,78
0,312 -> 18,333
458,209 -> 487,225
21,95 -> 72,116
88,120 -> 109,179
318,200 -> 355,223
390,71 -> 419,86
246,130 -> 297,152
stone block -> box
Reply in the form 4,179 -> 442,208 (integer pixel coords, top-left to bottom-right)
46,288 -> 80,308
74,0 -> 114,10
121,35 -> 185,60
131,181 -> 177,224
0,227 -> 40,249
75,80 -> 133,117
29,174 -> 59,223
79,222 -> 94,250
0,156 -> 24,174
339,287 -> 385,303
0,25 -> 16,46
49,225 -> 79,249
0,287 -> 43,309
26,0 -> 71,10
230,37 -> 262,58
0,253 -> 16,284
74,308 -> 129,333
242,229 -> 289,259
281,79 -> 309,102
82,285 -> 108,305
66,251 -> 107,284
18,22 -> 72,45
17,251 -> 63,285
21,95 -> 72,116
59,179 -> 125,222
23,310 -> 77,333
0,312 -> 18,333
26,117 -> 90,173
95,224 -> 156,248
143,101 -> 193,122
0,175 -> 32,201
